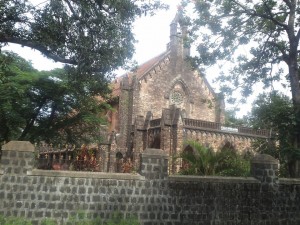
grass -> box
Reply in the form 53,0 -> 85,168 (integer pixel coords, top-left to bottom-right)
0,213 -> 140,225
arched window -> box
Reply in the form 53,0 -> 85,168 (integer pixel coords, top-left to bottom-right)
115,152 -> 123,173
150,134 -> 161,149
221,141 -> 235,152
181,109 -> 187,118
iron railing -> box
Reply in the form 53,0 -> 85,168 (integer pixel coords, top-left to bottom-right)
35,144 -> 129,172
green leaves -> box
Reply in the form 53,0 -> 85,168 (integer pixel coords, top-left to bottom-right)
0,52 -> 109,145
187,0 -> 298,105
0,0 -> 168,84
249,92 -> 300,177
179,141 -> 250,177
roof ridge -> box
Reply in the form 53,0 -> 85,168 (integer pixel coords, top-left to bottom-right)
138,51 -> 170,80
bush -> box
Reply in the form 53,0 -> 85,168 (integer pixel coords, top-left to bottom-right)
179,142 -> 251,177
215,148 -> 251,177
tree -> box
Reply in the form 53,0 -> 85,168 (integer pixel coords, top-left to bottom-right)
0,51 -> 109,145
0,0 -> 167,79
186,0 -> 300,171
224,109 -> 249,127
249,92 -> 300,177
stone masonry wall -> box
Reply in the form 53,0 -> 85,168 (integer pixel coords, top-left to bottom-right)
183,128 -> 255,153
1,141 -> 300,225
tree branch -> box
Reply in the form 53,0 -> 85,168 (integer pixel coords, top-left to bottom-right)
63,0 -> 80,20
232,0 -> 288,30
0,36 -> 77,65
283,0 -> 292,9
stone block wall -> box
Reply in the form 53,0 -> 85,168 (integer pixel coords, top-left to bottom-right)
1,141 -> 300,225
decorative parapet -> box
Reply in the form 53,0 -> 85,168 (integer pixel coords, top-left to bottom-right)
183,118 -> 270,138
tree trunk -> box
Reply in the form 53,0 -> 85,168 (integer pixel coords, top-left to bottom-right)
18,99 -> 47,141
287,57 -> 300,177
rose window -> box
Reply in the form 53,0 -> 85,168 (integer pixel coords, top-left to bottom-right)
170,91 -> 183,105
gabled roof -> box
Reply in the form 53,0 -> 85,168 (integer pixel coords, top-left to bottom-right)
111,51 -> 170,97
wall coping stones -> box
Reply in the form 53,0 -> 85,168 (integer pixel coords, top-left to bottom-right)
2,141 -> 34,152
279,178 -> 300,184
169,175 -> 260,183
141,148 -> 168,158
251,153 -> 278,164
28,169 -> 145,180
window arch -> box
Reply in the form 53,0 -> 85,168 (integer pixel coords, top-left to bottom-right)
220,141 -> 236,152
115,152 -> 123,173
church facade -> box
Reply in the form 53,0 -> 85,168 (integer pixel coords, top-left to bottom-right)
103,14 -> 269,173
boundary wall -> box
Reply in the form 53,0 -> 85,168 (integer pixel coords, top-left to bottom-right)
1,141 -> 300,225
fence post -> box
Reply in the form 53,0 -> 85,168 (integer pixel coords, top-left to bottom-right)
251,154 -> 279,189
0,141 -> 35,175
295,160 -> 300,178
140,148 -> 168,180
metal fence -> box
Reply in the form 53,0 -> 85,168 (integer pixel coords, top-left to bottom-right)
35,143 -> 127,172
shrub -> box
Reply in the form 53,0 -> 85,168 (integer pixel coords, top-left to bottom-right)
179,142 -> 251,177
179,141 -> 225,176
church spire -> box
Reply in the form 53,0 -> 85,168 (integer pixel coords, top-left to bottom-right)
169,9 -> 190,61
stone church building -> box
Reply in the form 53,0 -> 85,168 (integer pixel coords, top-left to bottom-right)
103,14 -> 269,173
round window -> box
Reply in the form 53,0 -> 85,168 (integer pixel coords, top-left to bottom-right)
170,91 -> 183,105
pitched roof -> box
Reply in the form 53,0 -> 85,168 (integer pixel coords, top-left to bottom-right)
111,51 -> 170,97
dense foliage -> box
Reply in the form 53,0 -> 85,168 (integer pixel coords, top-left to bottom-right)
224,109 -> 249,127
179,141 -> 250,177
0,0 -> 167,80
250,92 -> 300,177
0,52 -> 110,145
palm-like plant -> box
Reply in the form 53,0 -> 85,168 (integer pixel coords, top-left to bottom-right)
180,141 -> 223,176
179,141 -> 251,177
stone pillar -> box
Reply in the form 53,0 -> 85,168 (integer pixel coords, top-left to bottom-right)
1,141 -> 35,175
295,160 -> 300,178
251,154 -> 279,189
140,148 -> 168,180
118,76 -> 133,152
133,116 -> 146,170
